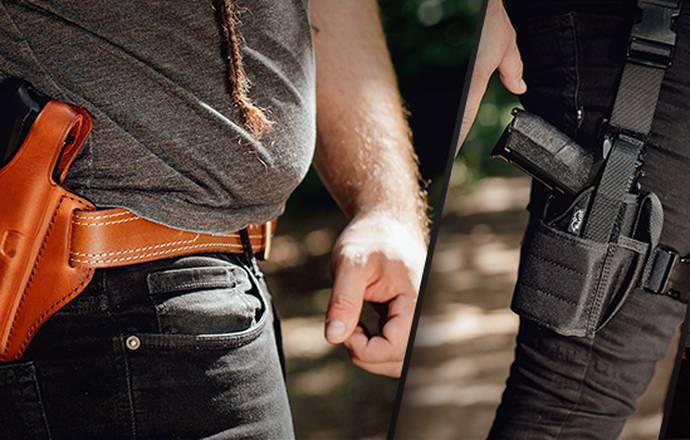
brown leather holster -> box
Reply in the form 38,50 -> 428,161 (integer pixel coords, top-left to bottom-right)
0,100 -> 96,362
0,100 -> 275,362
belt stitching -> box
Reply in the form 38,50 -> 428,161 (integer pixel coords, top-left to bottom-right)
70,234 -> 265,258
70,242 -> 251,265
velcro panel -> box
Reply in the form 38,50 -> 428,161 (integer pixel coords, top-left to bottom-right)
512,220 -> 609,338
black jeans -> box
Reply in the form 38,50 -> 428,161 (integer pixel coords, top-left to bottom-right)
665,346 -> 690,438
0,253 -> 294,439
489,4 -> 690,439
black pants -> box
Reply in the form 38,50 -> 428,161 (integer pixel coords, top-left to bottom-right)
0,253 -> 294,439
489,3 -> 690,438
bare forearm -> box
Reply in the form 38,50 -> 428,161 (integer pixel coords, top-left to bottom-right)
310,0 -> 428,242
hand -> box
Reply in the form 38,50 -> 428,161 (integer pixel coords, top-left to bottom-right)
457,0 -> 526,151
325,213 -> 426,377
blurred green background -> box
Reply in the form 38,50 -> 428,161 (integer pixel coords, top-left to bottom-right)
263,1 -> 484,439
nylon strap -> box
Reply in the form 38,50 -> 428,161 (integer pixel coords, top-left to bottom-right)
582,0 -> 679,241
583,136 -> 644,242
609,64 -> 666,135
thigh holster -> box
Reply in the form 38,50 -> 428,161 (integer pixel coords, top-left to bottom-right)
492,0 -> 689,338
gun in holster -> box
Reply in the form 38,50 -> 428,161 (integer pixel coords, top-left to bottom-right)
0,80 -> 97,361
492,102 -> 690,339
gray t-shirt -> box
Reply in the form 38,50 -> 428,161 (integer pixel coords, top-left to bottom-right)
0,0 -> 315,233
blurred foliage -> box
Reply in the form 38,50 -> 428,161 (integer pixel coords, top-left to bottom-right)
380,0 -> 481,76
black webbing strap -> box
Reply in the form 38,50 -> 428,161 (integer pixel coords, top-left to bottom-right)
585,0 -> 690,302
583,135 -> 644,242
583,0 -> 679,243
609,64 -> 667,135
610,0 -> 680,134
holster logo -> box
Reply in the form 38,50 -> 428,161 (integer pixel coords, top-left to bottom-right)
569,209 -> 584,235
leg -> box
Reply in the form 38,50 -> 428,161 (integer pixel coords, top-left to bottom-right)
489,8 -> 690,438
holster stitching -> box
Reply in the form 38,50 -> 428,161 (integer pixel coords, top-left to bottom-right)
526,252 -> 587,277
72,216 -> 139,227
3,194 -> 93,359
519,281 -> 579,307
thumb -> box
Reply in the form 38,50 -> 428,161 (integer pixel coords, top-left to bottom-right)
498,40 -> 526,95
326,257 -> 370,344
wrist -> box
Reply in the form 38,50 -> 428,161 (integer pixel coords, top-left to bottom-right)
348,208 -> 428,247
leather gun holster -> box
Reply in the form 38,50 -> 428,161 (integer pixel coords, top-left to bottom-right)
0,100 -> 95,361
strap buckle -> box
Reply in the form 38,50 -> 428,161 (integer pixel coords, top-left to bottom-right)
252,221 -> 274,261
628,0 -> 681,68
261,220 -> 273,260
644,247 -> 690,303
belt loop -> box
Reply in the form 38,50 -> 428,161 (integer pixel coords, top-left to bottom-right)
239,228 -> 262,278
239,228 -> 255,261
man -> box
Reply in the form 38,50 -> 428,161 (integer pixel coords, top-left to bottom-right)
461,0 -> 689,438
0,0 -> 426,438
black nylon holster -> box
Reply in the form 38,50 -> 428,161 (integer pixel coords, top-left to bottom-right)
500,0 -> 689,339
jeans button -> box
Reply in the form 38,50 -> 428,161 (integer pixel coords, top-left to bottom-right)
125,335 -> 141,351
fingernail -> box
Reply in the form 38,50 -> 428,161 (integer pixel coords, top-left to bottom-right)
326,320 -> 346,341
520,79 -> 527,91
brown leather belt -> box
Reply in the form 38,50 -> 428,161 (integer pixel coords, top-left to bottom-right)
70,208 -> 275,268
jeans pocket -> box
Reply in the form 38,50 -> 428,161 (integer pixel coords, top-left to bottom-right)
0,361 -> 51,440
139,257 -> 268,351
126,260 -> 292,438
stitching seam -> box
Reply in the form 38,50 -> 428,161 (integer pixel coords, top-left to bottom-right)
71,236 -> 200,257
73,217 -> 139,226
18,269 -> 94,354
2,195 -> 66,358
74,211 -> 129,221
519,281 -> 579,306
3,194 -> 94,359
71,242 -> 248,265
122,348 -> 138,440
71,237 -> 265,258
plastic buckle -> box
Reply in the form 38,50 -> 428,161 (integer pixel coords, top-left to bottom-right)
667,255 -> 690,303
646,248 -> 690,303
628,0 -> 681,68
651,248 -> 679,293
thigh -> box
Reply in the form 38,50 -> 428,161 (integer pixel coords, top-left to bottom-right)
490,289 -> 684,440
